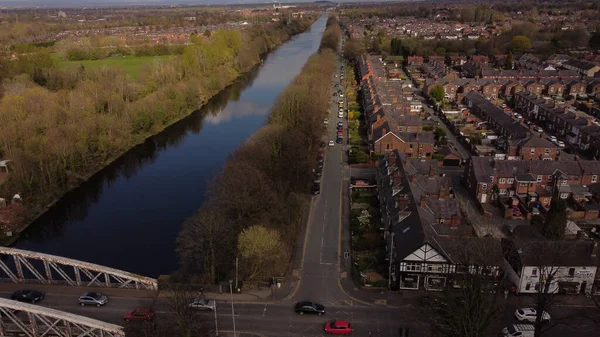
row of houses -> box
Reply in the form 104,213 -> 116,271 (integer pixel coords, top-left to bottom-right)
379,150 -> 600,294
514,91 -> 600,159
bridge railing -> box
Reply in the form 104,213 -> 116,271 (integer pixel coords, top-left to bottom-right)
0,247 -> 158,290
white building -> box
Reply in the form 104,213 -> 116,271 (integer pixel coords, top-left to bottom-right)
501,238 -> 598,294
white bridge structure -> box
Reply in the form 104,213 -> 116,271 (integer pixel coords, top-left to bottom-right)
0,247 -> 157,290
0,298 -> 124,336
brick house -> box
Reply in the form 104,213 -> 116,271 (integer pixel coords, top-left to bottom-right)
566,80 -> 587,97
516,136 -> 560,161
408,56 -> 424,66
545,80 -> 565,97
525,81 -> 544,96
397,132 -> 435,159
471,55 -> 489,65
501,80 -> 524,98
481,82 -> 501,99
373,121 -> 404,154
448,54 -> 467,66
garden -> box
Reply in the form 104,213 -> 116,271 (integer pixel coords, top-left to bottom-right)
350,190 -> 388,288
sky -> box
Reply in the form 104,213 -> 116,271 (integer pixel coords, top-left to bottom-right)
0,0 -> 374,7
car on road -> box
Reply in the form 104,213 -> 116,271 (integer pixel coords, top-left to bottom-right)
337,121 -> 343,127
189,298 -> 216,311
311,183 -> 321,195
336,137 -> 343,144
294,301 -> 325,315
328,140 -> 335,147
548,135 -> 557,143
11,289 -> 44,304
515,114 -> 523,120
323,118 -> 329,125
124,308 -> 155,322
340,93 -> 344,97
531,208 -> 540,216
513,207 -> 522,217
534,126 -> 543,133
325,320 -> 352,335
515,308 -> 550,323
556,140 -> 565,148
334,75 -> 338,78
502,324 -> 535,337
78,292 -> 108,307
337,130 -> 343,136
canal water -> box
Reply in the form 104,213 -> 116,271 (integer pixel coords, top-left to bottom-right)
14,15 -> 328,278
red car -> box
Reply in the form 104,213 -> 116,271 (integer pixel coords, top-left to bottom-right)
325,320 -> 352,335
124,308 -> 155,322
337,130 -> 343,135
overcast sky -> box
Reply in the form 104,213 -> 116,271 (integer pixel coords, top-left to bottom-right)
0,0 -> 385,7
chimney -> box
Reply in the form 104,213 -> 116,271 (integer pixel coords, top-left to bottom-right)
439,186 -> 446,200
398,194 -> 410,210
420,195 -> 427,208
428,164 -> 437,177
592,241 -> 598,257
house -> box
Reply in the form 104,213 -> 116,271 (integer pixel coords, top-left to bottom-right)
544,80 -> 565,97
448,54 -> 467,67
516,136 -> 559,161
481,82 -> 501,99
407,56 -> 424,67
462,60 -> 482,78
398,132 -> 435,159
471,55 -> 489,65
373,121 -> 404,154
428,55 -> 445,67
563,59 -> 600,77
378,151 -> 503,291
546,54 -> 572,67
502,238 -> 597,294
501,80 -> 524,98
463,156 -> 600,205
464,91 -> 530,141
565,80 -> 587,97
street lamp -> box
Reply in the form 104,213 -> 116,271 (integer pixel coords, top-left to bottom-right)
229,280 -> 237,337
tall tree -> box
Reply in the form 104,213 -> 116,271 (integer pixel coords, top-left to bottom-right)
237,225 -> 286,281
510,35 -> 532,53
506,52 -> 514,70
540,192 -> 567,240
429,85 -> 445,103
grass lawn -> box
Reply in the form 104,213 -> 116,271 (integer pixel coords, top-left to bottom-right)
53,54 -> 172,77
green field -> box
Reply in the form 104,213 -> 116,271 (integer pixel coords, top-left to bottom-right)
53,55 -> 172,77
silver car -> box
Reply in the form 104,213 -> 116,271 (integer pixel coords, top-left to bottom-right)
189,298 -> 216,311
78,292 -> 108,307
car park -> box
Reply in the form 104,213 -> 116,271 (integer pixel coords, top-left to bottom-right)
515,308 -> 550,323
325,320 -> 353,335
11,290 -> 44,304
294,301 -> 325,315
189,298 -> 216,311
124,308 -> 155,322
78,292 -> 108,307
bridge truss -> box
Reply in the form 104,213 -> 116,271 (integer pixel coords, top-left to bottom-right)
0,298 -> 124,337
0,247 -> 157,290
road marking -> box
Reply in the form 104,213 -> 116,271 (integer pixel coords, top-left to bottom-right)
262,304 -> 267,316
220,330 -> 266,337
336,278 -> 373,307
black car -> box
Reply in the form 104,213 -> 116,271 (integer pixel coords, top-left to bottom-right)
311,184 -> 321,195
317,157 -> 324,164
295,301 -> 325,315
336,138 -> 343,144
11,289 -> 45,303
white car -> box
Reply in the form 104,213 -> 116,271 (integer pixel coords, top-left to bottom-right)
515,308 -> 550,323
328,140 -> 335,147
323,118 -> 329,125
531,208 -> 540,216
534,127 -> 543,133
556,140 -> 565,148
340,93 -> 344,97
548,135 -> 557,142
515,114 -> 523,120
189,298 -> 216,311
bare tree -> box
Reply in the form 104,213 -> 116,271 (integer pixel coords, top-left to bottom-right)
161,282 -> 202,337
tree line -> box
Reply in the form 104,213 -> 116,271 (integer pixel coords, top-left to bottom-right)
0,17 -> 316,228
175,16 -> 342,285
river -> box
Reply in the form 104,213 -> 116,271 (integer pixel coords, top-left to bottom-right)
14,15 -> 328,278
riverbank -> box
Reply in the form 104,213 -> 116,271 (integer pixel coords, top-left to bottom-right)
0,16 -> 319,247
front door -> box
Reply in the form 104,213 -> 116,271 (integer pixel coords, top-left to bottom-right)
481,194 -> 487,203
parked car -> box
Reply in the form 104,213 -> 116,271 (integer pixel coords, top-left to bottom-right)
548,135 -> 557,142
323,118 -> 329,125
325,320 -> 353,335
515,308 -> 550,323
78,292 -> 108,307
534,127 -> 543,133
189,298 -> 216,311
340,93 -> 344,97
328,140 -> 335,147
336,137 -> 343,144
124,308 -> 155,322
337,121 -> 343,127
515,114 -> 523,120
317,157 -> 324,164
531,208 -> 540,216
11,289 -> 44,304
556,140 -> 565,148
311,183 -> 321,195
337,130 -> 343,135
513,207 -> 522,217
294,301 -> 325,315
502,324 -> 535,337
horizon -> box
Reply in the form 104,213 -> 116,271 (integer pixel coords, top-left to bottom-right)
0,0 -> 378,8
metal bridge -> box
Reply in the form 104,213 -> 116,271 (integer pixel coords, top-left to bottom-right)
0,247 -> 157,290
0,298 -> 124,336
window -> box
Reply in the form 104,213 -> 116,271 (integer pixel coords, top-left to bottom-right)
562,179 -> 568,185
548,176 -> 553,183
545,148 -> 550,153
406,263 -> 421,272
568,268 -> 575,277
499,178 -> 506,184
507,178 -> 514,184
409,144 -> 413,149
520,183 -> 528,187
593,175 -> 598,183
407,127 -> 411,132
490,176 -> 494,183
499,189 -> 508,196
530,148 -> 535,155
531,268 -> 537,276
525,283 -> 531,290
439,219 -> 445,224
386,144 -> 391,150
481,183 -> 487,191
537,175 -> 543,182
560,193 -> 569,199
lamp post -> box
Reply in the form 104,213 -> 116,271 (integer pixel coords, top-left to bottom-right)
229,280 -> 237,337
